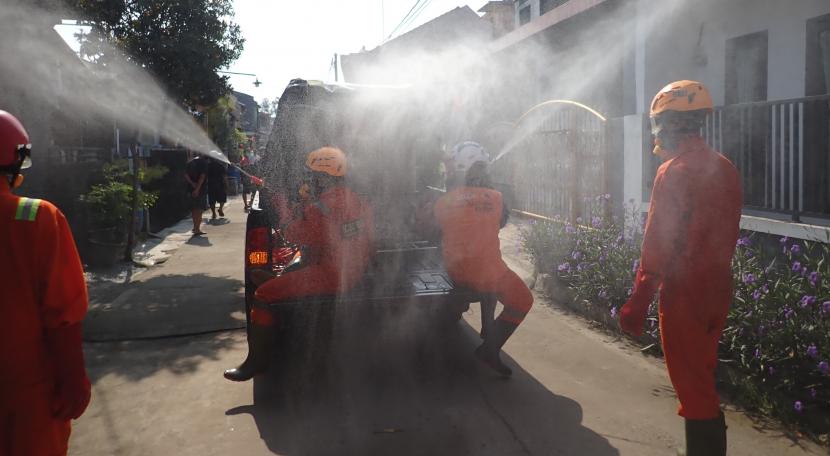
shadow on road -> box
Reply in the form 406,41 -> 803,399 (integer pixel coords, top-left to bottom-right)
225,303 -> 619,456
84,273 -> 245,384
84,331 -> 239,384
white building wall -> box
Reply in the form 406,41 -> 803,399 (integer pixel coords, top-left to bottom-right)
621,0 -> 830,238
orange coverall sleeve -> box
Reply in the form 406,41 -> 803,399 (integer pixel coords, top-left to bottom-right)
37,203 -> 88,329
283,203 -> 325,247
637,165 -> 692,291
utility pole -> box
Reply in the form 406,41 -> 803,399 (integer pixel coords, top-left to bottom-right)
333,53 -> 339,82
381,0 -> 385,41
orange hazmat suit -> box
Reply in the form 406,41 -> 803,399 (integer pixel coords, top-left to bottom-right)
254,185 -> 374,310
0,186 -> 90,455
621,137 -> 742,420
434,186 -> 533,324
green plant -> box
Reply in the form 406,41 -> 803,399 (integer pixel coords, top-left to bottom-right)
522,195 -> 830,435
81,160 -> 167,231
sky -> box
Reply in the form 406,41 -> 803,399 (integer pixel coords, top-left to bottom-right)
224,0 -> 489,103
54,1 -> 490,104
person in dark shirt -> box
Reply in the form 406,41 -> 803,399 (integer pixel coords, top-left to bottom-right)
184,155 -> 208,235
207,158 -> 228,221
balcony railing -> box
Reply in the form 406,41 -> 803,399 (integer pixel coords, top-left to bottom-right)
704,95 -> 830,223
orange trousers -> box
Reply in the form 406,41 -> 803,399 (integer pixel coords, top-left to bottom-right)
252,266 -> 344,326
0,381 -> 71,456
449,260 -> 533,325
659,288 -> 729,420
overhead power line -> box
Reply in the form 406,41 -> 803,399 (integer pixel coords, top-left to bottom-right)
385,0 -> 426,41
396,0 -> 433,38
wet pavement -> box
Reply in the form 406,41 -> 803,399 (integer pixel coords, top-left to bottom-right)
70,197 -> 826,455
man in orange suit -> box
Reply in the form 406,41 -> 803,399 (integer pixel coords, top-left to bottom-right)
0,110 -> 91,455
620,81 -> 742,456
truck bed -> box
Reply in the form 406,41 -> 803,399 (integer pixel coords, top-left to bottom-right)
263,246 -> 486,308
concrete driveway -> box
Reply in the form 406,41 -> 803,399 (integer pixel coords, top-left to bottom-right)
70,199 -> 826,455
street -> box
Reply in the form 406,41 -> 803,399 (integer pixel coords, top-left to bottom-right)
70,197 -> 826,456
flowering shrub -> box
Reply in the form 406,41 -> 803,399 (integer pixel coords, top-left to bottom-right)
728,235 -> 830,423
522,197 -> 830,431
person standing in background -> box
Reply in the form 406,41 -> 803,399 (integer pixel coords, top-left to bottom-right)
207,158 -> 228,222
184,154 -> 208,235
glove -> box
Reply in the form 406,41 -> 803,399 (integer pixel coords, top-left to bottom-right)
45,323 -> 91,420
619,269 -> 659,337
250,176 -> 264,187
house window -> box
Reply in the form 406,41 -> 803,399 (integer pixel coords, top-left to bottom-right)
519,4 -> 531,26
804,13 -> 830,218
806,13 -> 830,95
725,31 -> 768,104
540,0 -> 567,15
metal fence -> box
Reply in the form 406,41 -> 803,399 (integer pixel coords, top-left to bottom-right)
704,95 -> 830,223
490,104 -> 608,222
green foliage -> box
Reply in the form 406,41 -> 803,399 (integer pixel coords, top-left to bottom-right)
523,197 -> 830,432
70,0 -> 245,108
203,94 -> 246,162
727,235 -> 830,424
80,160 -> 167,230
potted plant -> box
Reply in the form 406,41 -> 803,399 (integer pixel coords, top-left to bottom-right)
81,160 -> 166,267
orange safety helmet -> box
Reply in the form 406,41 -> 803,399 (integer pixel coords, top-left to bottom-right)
649,80 -> 713,118
0,110 -> 32,170
306,146 -> 347,177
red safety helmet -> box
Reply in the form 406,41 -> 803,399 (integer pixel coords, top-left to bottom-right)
0,110 -> 32,170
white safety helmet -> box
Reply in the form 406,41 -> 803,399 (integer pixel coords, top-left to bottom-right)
450,141 -> 489,176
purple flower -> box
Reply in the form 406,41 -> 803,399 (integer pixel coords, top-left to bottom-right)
806,344 -> 819,359
822,301 -> 830,315
819,361 -> 830,375
609,307 -> 618,317
736,237 -> 751,247
809,271 -> 819,287
752,289 -> 762,301
800,295 -> 817,308
576,263 -> 588,272
576,217 -> 583,224
565,224 -> 576,234
780,236 -> 789,244
742,273 -> 756,285
761,284 -> 769,293
768,366 -> 775,375
572,251 -> 582,261
794,401 -> 804,413
783,306 -> 795,319
791,244 -> 801,254
591,216 -> 602,228
792,261 -> 802,273
557,263 -> 571,272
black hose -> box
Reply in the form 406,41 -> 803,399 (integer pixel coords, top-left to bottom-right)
83,325 -> 246,343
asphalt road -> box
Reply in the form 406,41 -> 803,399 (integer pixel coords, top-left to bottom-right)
70,197 -> 827,456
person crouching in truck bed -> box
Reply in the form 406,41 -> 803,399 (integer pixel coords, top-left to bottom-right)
224,146 -> 375,382
434,141 -> 533,377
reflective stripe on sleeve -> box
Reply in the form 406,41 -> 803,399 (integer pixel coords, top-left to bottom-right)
14,197 -> 41,222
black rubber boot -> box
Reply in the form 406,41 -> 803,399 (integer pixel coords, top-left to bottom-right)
224,323 -> 274,382
475,319 -> 518,377
682,411 -> 727,456
480,295 -> 497,339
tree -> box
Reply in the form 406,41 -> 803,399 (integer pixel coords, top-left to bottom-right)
69,0 -> 244,109
204,94 -> 246,162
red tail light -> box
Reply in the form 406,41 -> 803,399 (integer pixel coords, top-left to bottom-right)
246,227 -> 270,266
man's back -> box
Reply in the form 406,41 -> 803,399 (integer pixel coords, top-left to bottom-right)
656,138 -> 742,285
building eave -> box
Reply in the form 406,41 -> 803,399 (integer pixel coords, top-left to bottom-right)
490,0 -> 610,53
